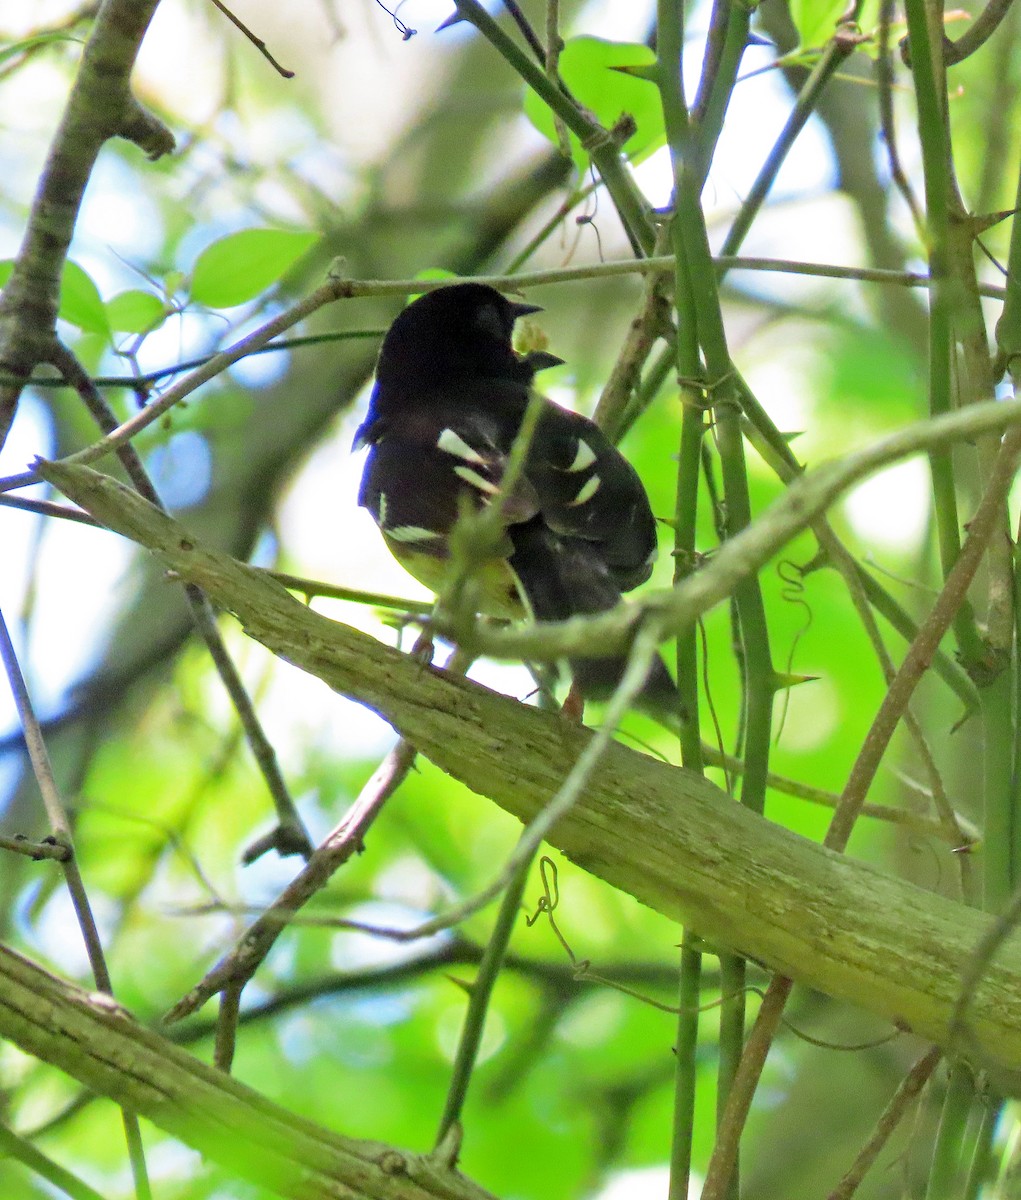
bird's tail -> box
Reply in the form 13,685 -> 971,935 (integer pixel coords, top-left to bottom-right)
507,520 -> 685,723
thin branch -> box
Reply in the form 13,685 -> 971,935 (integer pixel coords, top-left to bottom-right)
0,605 -> 151,1200
49,341 -> 314,861
0,0 -> 171,447
0,1120 -> 109,1200
825,425 -> 1021,854
207,0 -> 295,77
720,29 -> 861,258
700,975 -> 794,1200
877,0 -> 925,234
0,493 -> 99,525
166,739 -> 418,1022
943,0 -> 1016,63
2,330 -> 384,390
0,833 -> 71,861
826,1046 -> 943,1200
265,569 -> 433,614
435,839 -> 535,1149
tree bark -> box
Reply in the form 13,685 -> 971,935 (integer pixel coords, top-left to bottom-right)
33,459 -> 1021,1092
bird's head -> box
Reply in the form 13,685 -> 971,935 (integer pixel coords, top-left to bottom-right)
373,283 -> 561,388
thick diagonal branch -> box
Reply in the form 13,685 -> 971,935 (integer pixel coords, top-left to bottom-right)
0,944 -> 496,1200
33,459 -> 1021,1085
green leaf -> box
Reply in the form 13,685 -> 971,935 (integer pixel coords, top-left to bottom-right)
524,37 -> 664,171
0,259 -> 110,336
189,228 -> 319,308
60,261 -> 110,335
788,0 -> 848,50
106,289 -> 167,333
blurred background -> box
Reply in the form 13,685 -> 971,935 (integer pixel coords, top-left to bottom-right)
0,0 -> 1015,1196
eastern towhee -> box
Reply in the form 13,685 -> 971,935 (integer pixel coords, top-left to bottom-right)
354,283 -> 681,721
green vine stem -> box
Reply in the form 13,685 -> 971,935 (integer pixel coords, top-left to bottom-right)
924,1062 -> 974,1200
445,0 -> 656,255
719,32 -> 857,259
668,936 -> 704,1200
903,0 -> 984,665
435,840 -> 536,1147
658,3 -> 777,1191
692,0 -> 752,185
657,7 -> 711,1194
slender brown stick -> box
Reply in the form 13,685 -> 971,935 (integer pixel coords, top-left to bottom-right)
700,976 -> 794,1200
167,739 -> 418,1023
0,605 -> 152,1200
826,1046 -> 943,1200
207,0 -> 295,77
50,342 -> 313,861
826,425 -> 1021,853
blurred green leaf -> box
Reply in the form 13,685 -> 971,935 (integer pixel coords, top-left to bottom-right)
788,0 -> 848,50
189,228 -> 319,308
106,288 -> 167,333
60,260 -> 110,335
0,258 -> 111,335
524,37 -> 664,170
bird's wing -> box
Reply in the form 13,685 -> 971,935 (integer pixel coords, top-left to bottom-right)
525,404 -> 659,593
357,380 -> 659,595
356,382 -> 541,556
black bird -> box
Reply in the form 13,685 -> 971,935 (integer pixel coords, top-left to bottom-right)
353,283 -> 680,720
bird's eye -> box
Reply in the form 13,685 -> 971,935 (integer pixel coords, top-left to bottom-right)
472,302 -> 508,341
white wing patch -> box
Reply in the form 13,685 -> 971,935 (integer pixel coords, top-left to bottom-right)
386,525 -> 440,543
568,475 -> 601,506
438,427 -> 486,464
377,493 -> 388,524
453,465 -> 500,495
567,439 -> 597,472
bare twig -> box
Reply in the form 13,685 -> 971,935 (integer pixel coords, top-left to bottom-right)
0,605 -> 152,1200
826,1046 -> 943,1200
876,0 -> 925,234
207,0 -> 295,77
0,834 -> 71,861
0,494 -> 99,525
48,341 -> 313,861
825,426 -> 1021,854
942,0 -> 1016,64
166,739 -> 418,1023
700,976 -> 794,1200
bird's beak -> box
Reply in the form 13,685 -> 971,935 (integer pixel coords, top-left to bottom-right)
510,300 -> 543,319
522,350 -> 565,372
